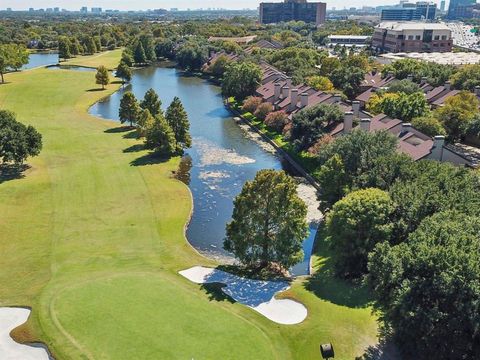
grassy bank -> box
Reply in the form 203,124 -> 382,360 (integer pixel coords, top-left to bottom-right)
0,51 -> 378,359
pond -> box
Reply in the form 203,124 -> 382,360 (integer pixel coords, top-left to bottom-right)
89,63 -> 317,276
22,53 -> 58,70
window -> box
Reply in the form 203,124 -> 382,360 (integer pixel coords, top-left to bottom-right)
408,35 -> 414,40
416,35 -> 421,40
434,35 -> 440,40
441,35 -> 447,40
440,43 -> 445,47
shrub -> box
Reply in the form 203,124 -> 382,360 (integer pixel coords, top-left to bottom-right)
254,102 -> 273,121
265,111 -> 289,132
242,96 -> 263,113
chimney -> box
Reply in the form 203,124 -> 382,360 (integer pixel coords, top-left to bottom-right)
344,112 -> 353,134
286,77 -> 292,88
352,101 -> 360,118
290,89 -> 299,110
300,93 -> 309,108
421,76 -> 428,85
475,86 -> 480,96
360,118 -> 371,132
333,93 -> 342,103
407,74 -> 413,81
281,86 -> 290,99
274,82 -> 282,101
401,122 -> 412,134
444,81 -> 451,91
430,135 -> 445,161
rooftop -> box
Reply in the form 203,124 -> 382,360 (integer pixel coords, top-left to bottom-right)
377,22 -> 450,31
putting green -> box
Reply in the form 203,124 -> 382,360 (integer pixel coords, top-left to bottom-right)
0,51 -> 378,359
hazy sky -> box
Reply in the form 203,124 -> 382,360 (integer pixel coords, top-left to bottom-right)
3,0 -> 410,11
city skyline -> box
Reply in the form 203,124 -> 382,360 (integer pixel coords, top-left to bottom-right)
3,0 -> 426,11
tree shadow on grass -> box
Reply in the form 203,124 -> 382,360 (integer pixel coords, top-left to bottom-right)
200,283 -> 235,304
122,130 -> 139,139
0,164 -> 30,184
303,225 -> 373,308
130,152 -> 169,166
123,144 -> 145,153
356,338 -> 402,360
104,126 -> 133,134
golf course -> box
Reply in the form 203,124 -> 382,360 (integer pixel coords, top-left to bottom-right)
0,50 -> 378,359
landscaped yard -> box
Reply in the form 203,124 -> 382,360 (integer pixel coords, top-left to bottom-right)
0,51 -> 378,359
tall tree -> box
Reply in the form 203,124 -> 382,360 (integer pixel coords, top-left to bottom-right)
119,92 -> 140,127
95,65 -> 110,90
145,114 -> 176,157
133,41 -> 147,65
121,50 -> 134,67
224,170 -> 308,270
176,41 -> 208,71
368,211 -> 480,360
140,88 -> 162,117
0,44 -> 29,82
165,97 -> 191,153
326,188 -> 394,278
85,37 -> 97,55
58,36 -> 72,61
222,61 -> 262,101
116,61 -> 132,85
138,34 -> 156,62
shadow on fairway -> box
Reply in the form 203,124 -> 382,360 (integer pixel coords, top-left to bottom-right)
356,338 -> 402,360
87,88 -> 106,92
200,283 -> 235,304
0,164 -> 30,184
130,153 -> 169,166
304,226 -> 372,308
104,126 -> 133,134
123,144 -> 145,153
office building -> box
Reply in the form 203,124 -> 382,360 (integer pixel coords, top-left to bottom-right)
260,0 -> 327,26
447,0 -> 476,19
372,22 -> 452,52
440,0 -> 446,11
91,7 -> 103,13
80,7 -> 88,13
381,2 -> 436,21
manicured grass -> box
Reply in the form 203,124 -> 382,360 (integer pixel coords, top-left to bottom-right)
0,51 -> 378,359
63,49 -> 123,70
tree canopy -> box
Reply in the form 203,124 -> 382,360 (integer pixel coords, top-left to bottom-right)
165,97 -> 192,153
222,61 -> 262,101
119,92 -> 140,127
95,65 -> 110,90
224,170 -> 308,270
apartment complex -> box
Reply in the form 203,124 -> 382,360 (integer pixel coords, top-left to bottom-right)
372,22 -> 452,52
381,2 -> 437,21
259,0 -> 326,26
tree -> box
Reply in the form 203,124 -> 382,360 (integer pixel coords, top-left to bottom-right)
450,63 -> 480,91
145,114 -> 176,157
318,57 -> 341,77
330,65 -> 365,98
224,170 -> 308,270
208,54 -> 231,77
315,130 -> 399,210
291,103 -> 344,151
176,42 -> 207,70
155,39 -> 176,59
137,109 -> 155,138
121,50 -> 134,67
140,88 -> 162,117
134,41 -> 147,65
0,44 -> 29,83
387,79 -> 421,95
70,38 -> 82,56
165,97 -> 191,153
265,111 -> 289,132
85,37 -> 97,55
0,110 -> 42,164
434,91 -> 480,140
242,96 -> 263,114
222,61 -> 262,101
58,36 -> 72,61
307,75 -> 334,91
368,211 -> 480,360
253,102 -> 273,121
119,92 -> 140,127
95,65 -> 110,90
411,116 -> 446,137
326,188 -> 394,278
368,92 -> 430,122
138,34 -> 156,62
116,61 -> 132,85
382,58 -> 456,86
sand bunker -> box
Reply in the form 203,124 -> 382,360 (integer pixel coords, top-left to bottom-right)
179,266 -> 307,325
0,307 -> 50,360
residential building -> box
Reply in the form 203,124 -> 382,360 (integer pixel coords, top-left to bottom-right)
259,0 -> 327,26
372,22 -> 452,53
381,2 -> 437,21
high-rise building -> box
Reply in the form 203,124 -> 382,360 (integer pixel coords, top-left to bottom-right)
381,2 -> 436,21
80,7 -> 88,13
259,0 -> 326,26
91,7 -> 103,13
440,0 -> 446,11
447,0 -> 476,19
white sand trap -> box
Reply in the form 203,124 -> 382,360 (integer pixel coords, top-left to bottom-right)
0,307 -> 50,360
179,266 -> 307,325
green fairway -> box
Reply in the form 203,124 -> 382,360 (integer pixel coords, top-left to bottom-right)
0,51 -> 378,359
63,49 -> 123,69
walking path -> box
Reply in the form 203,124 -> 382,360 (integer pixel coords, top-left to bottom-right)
179,266 -> 308,325
0,307 -> 51,360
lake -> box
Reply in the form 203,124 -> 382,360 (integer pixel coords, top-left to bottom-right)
85,63 -> 317,275
22,53 -> 58,70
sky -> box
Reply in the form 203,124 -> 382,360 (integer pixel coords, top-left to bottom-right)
3,0 -> 412,11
